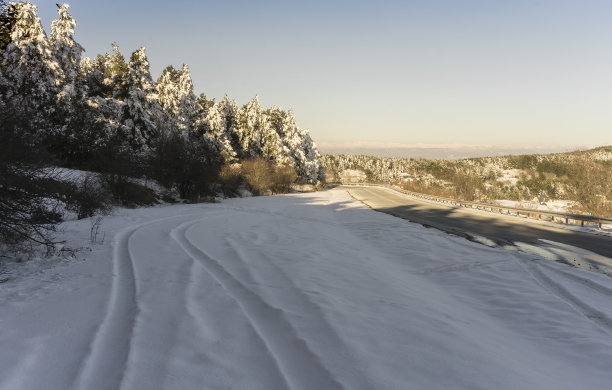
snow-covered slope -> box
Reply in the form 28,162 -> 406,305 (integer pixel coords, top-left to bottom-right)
2,190 -> 612,389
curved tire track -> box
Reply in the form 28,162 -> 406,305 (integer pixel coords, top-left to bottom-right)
538,262 -> 612,297
171,219 -> 343,390
519,259 -> 612,337
73,223 -> 140,390
74,213 -> 201,390
223,233 -> 376,390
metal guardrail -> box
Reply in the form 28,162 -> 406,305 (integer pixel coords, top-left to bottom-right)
332,182 -> 612,230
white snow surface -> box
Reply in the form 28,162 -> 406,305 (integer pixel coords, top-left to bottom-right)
2,190 -> 612,389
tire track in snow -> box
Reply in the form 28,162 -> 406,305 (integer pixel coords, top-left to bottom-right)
518,259 -> 612,337
72,223 -> 139,390
171,219 -> 343,390
538,262 -> 612,297
417,259 -> 507,275
74,213 -> 203,390
223,234 -> 376,390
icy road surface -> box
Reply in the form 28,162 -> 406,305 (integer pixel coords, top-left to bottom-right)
2,190 -> 612,389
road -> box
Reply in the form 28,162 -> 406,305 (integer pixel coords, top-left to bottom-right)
341,185 -> 612,261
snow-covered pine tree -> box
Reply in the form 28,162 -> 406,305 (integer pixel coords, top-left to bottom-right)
200,100 -> 236,164
157,65 -> 180,130
43,3 -> 91,161
217,94 -> 241,154
0,0 -> 17,52
277,109 -> 300,161
123,47 -> 162,150
80,53 -> 110,98
260,112 -> 282,161
156,63 -> 200,137
176,63 -> 199,135
236,95 -> 270,158
67,48 -> 129,164
50,3 -> 83,99
105,43 -> 128,100
0,1 -> 62,143
294,128 -> 324,183
197,93 -> 215,119
266,106 -> 293,164
270,108 -> 323,183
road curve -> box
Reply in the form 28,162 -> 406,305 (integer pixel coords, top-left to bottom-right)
341,186 -> 612,259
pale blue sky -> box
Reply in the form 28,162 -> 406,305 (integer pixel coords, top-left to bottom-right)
36,0 -> 612,149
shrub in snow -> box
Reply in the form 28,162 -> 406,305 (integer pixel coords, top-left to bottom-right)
64,174 -> 112,219
239,158 -> 297,196
218,164 -> 243,196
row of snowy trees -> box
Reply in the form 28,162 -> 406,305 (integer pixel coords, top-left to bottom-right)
0,1 -> 324,186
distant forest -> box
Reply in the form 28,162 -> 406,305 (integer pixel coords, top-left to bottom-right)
321,146 -> 612,217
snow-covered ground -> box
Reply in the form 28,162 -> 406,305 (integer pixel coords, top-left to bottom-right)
2,190 -> 612,389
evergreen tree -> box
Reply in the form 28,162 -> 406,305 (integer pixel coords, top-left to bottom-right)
217,95 -> 240,155
104,43 -> 128,100
0,1 -> 62,144
176,63 -> 198,134
157,65 -> 181,130
266,106 -> 293,164
259,118 -> 282,161
50,3 -> 83,98
201,101 -> 236,163
276,109 -> 301,162
68,49 -> 129,165
80,54 -> 111,98
236,95 -> 275,159
0,0 -> 17,52
292,129 -> 323,183
124,47 -> 162,150
44,3 -> 89,162
268,108 -> 323,183
197,93 -> 215,119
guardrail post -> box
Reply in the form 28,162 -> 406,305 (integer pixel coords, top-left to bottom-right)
599,219 -> 602,230
565,215 -> 568,224
581,220 -> 584,227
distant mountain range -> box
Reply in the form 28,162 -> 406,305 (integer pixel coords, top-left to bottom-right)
316,142 -> 586,159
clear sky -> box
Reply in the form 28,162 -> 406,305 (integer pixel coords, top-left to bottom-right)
36,0 -> 612,150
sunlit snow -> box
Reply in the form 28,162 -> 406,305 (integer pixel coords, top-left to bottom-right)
1,190 -> 612,389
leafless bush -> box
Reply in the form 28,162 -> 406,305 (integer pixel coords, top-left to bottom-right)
90,216 -> 105,244
240,158 -> 274,195
271,164 -> 297,193
239,158 -> 297,196
218,164 -> 243,196
0,159 -> 65,255
65,174 -> 112,219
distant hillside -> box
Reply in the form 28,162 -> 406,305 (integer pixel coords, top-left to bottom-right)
321,146 -> 612,217
317,143 -> 576,159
